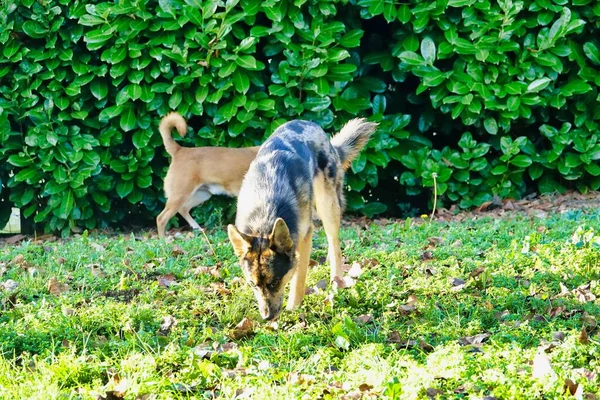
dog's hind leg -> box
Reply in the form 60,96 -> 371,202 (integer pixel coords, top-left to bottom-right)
313,175 -> 343,280
179,189 -> 212,231
157,195 -> 188,238
287,227 -> 313,310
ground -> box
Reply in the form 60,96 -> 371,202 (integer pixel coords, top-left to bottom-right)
0,193 -> 599,399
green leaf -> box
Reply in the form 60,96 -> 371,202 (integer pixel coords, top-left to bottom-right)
304,96 -> 331,112
526,77 -> 552,93
116,180 -> 134,198
236,55 -> 258,69
120,106 -> 136,132
232,70 -> 250,94
22,21 -> 48,39
126,84 -> 142,101
339,29 -> 364,48
314,77 -> 330,96
362,202 -> 387,217
483,117 -> 498,135
56,190 -> 74,220
90,80 -> 108,100
397,4 -> 411,23
420,37 -> 436,65
510,155 -> 533,168
399,51 -> 425,66
218,62 -> 237,78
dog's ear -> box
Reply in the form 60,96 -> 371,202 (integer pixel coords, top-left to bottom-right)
228,224 -> 252,257
269,218 -> 294,255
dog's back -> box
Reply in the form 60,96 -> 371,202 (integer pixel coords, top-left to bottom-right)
235,121 -> 339,240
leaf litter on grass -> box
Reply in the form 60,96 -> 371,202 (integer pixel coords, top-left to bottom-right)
1,197 -> 600,398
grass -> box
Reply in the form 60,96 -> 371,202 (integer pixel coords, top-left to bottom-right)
0,209 -> 599,399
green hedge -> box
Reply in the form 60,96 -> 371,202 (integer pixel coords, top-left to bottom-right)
0,0 -> 599,235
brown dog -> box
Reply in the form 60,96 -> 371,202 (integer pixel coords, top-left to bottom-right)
156,112 -> 260,238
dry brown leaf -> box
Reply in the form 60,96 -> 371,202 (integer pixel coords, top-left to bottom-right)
159,315 -> 177,335
288,373 -> 316,385
48,277 -> 69,295
210,282 -> 230,296
12,254 -> 25,265
2,279 -> 19,291
470,267 -> 485,278
5,234 -> 26,245
564,379 -> 579,396
358,383 -> 373,392
426,388 -> 443,398
171,245 -> 186,257
230,317 -> 255,340
355,314 -> 373,324
421,251 -> 434,261
157,273 -> 177,288
579,327 -> 589,345
308,259 -> 319,268
234,387 -> 255,399
90,243 -> 105,252
90,264 -> 107,278
459,333 -> 489,346
552,331 -> 565,341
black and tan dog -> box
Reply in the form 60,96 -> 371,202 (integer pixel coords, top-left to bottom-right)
227,119 -> 377,320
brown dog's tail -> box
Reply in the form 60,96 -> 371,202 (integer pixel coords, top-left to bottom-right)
159,112 -> 187,157
330,118 -> 378,170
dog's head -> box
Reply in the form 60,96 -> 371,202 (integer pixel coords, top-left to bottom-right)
228,218 -> 297,320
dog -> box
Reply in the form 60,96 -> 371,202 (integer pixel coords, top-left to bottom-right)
227,118 -> 377,320
156,112 -> 260,238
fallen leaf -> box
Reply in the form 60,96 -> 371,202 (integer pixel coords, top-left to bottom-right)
332,275 -> 354,291
157,273 -> 177,288
5,234 -> 26,245
387,331 -> 401,343
191,266 -> 220,278
308,259 -> 318,268
426,388 -> 443,398
315,279 -> 328,290
90,243 -> 105,252
552,331 -> 565,341
532,350 -> 556,380
12,254 -> 25,265
90,264 -> 107,278
459,333 -> 489,346
399,304 -> 416,314
230,317 -> 255,340
470,267 -> 485,278
234,387 -> 255,399
424,267 -> 436,276
160,315 -> 177,335
421,251 -> 434,261
48,277 -> 69,295
2,279 -> 19,291
347,262 -> 363,278
171,245 -> 186,257
358,383 -> 373,392
210,282 -> 230,296
579,327 -> 589,345
564,379 -> 579,396
452,278 -> 466,286
451,239 -> 463,248
288,373 -> 316,385
355,314 -> 373,324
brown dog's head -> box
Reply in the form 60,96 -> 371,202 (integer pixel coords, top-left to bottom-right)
228,218 -> 297,320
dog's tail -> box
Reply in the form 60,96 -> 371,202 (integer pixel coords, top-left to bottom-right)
331,118 -> 378,170
159,112 -> 187,157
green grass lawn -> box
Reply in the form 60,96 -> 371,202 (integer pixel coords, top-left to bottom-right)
0,209 -> 599,399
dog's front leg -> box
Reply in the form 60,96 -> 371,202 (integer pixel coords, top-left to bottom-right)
287,229 -> 313,310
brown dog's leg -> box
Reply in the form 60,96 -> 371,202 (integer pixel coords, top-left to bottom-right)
313,176 -> 343,280
178,190 -> 212,231
287,227 -> 313,310
156,196 -> 188,238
